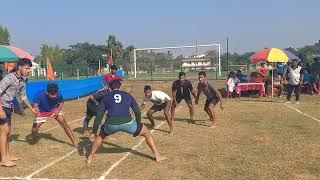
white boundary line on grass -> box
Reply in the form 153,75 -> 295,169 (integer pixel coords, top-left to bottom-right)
283,103 -> 320,123
0,117 -> 84,180
23,116 -> 85,178
99,106 -> 183,179
41,117 -> 84,133
25,149 -> 78,179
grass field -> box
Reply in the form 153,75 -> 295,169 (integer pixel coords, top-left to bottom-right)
1,80 -> 320,179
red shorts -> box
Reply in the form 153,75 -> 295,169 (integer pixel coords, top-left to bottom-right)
34,108 -> 63,123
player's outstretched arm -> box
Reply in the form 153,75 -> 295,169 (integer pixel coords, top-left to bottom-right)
140,102 -> 147,111
214,87 -> 224,110
89,95 -> 99,106
195,88 -> 201,104
23,98 -> 38,115
131,99 -> 142,123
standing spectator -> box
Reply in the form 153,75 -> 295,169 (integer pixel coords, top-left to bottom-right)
285,60 -> 303,104
100,65 -> 123,90
0,58 -> 37,167
310,57 -> 320,95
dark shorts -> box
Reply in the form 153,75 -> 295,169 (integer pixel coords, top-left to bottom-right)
151,102 -> 171,112
99,120 -> 143,137
0,107 -> 13,126
176,95 -> 192,104
86,104 -> 98,117
204,98 -> 219,110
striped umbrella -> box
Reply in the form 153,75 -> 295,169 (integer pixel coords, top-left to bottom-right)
0,45 -> 34,62
250,48 -> 300,63
250,48 -> 301,98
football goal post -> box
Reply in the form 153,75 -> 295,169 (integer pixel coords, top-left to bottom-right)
130,43 -> 221,79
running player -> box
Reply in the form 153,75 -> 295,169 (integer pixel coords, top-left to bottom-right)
83,89 -> 109,135
87,79 -> 166,163
31,83 -> 76,146
171,72 -> 197,123
195,71 -> 224,128
140,85 -> 173,134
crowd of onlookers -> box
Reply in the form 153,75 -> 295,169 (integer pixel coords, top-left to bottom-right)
226,57 -> 320,103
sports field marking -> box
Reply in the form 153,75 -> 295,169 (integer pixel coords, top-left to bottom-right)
283,103 -> 320,123
42,117 -> 84,133
0,177 -> 24,180
99,106 -> 183,179
22,109 -> 167,179
25,148 -> 78,179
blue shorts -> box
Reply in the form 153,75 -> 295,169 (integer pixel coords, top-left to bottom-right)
0,107 -> 12,126
100,120 -> 143,137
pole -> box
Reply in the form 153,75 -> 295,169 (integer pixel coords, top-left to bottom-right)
271,63 -> 274,98
151,61 -> 153,81
59,64 -> 62,80
218,44 -> 221,76
227,37 -> 229,73
77,68 -> 80,80
98,59 -> 101,75
134,49 -> 137,78
195,40 -> 198,57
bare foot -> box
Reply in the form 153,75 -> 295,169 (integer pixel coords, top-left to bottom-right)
155,155 -> 167,162
86,158 -> 92,164
1,160 -> 16,167
86,155 -> 93,164
10,157 -> 21,161
169,130 -> 174,136
209,125 -> 217,129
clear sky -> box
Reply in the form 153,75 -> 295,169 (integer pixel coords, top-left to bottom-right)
0,0 -> 319,55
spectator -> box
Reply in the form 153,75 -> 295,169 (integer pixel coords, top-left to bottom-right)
267,70 -> 283,97
100,65 -> 123,90
285,60 -> 303,104
310,57 -> 320,95
236,70 -> 247,83
276,62 -> 287,77
227,71 -> 240,98
258,63 -> 267,81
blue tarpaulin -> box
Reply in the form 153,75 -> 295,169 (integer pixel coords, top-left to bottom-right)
23,70 -> 124,104
26,76 -> 103,103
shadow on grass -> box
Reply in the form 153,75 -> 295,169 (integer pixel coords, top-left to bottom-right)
9,133 -> 27,143
77,137 -> 154,161
25,133 -> 74,147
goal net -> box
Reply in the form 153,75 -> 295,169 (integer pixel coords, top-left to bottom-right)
128,43 -> 221,80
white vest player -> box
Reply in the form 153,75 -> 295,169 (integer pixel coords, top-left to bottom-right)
140,85 -> 173,134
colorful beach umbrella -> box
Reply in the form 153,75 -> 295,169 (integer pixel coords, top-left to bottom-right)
0,45 -> 34,62
250,48 -> 300,63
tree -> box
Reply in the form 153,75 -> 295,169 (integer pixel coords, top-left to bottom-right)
106,35 -> 124,64
0,25 -> 10,45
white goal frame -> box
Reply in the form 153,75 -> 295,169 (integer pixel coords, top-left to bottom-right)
133,43 -> 221,78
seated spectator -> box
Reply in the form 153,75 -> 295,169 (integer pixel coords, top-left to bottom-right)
267,70 -> 283,97
258,63 -> 267,81
227,71 -> 240,98
236,70 -> 247,83
276,62 -> 287,77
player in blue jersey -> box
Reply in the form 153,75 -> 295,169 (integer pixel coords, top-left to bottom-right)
87,79 -> 166,163
83,89 -> 109,135
31,83 -> 75,146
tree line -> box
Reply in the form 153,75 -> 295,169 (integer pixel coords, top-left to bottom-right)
1,25 -> 320,74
